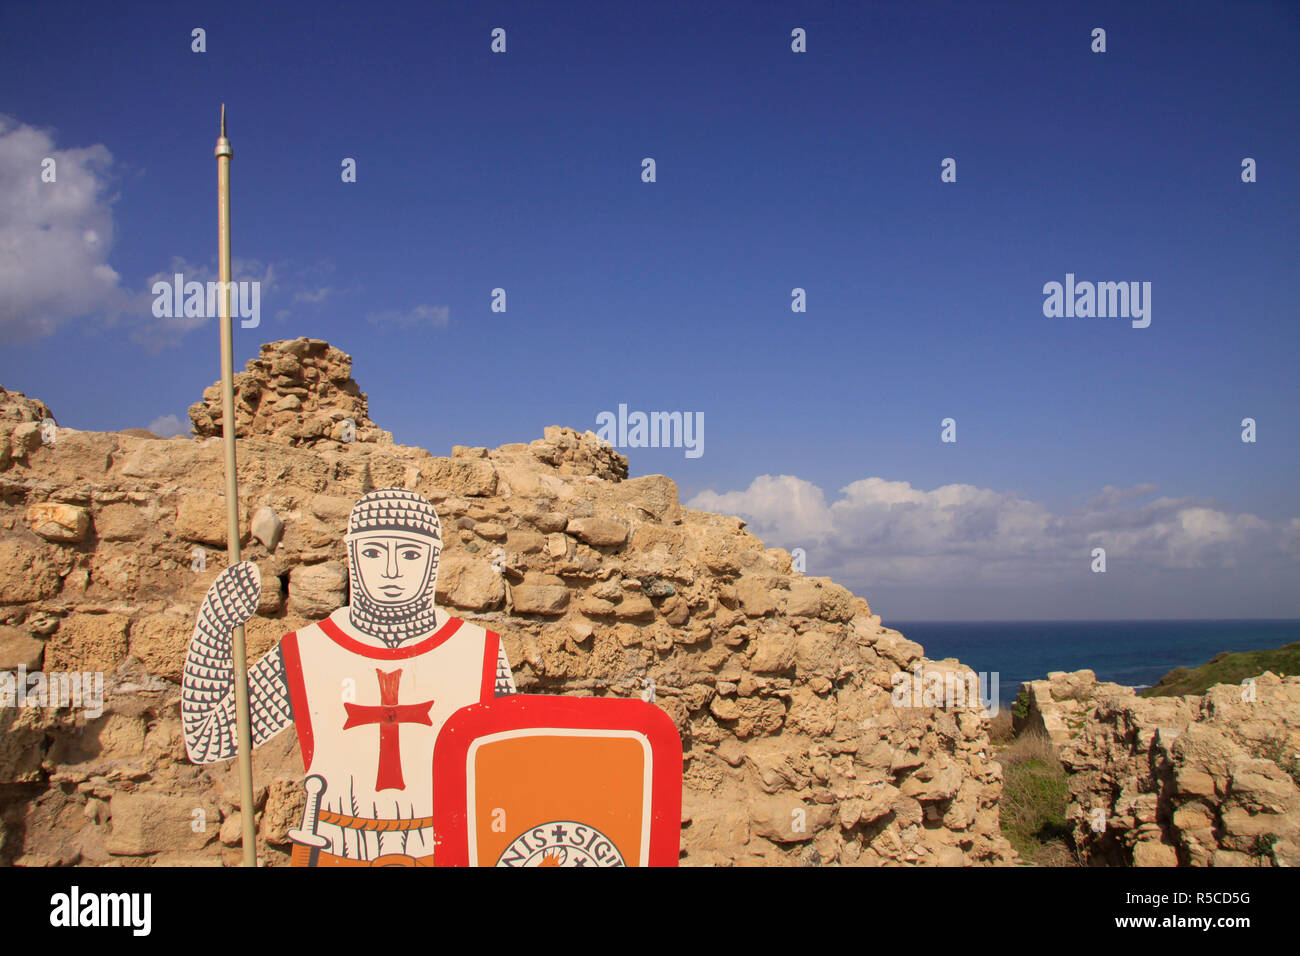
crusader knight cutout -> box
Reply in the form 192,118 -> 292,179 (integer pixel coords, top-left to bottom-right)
182,487 -> 681,866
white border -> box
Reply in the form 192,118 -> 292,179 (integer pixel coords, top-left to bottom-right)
465,728 -> 653,866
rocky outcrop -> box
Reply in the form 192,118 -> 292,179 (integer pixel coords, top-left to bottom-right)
0,387 -> 55,472
1016,669 -> 1300,867
1013,669 -> 1114,746
187,338 -> 393,448
0,340 -> 1013,867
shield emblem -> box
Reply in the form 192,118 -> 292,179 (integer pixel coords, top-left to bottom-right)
431,694 -> 682,866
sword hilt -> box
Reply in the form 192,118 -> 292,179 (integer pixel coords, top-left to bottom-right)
287,773 -> 330,849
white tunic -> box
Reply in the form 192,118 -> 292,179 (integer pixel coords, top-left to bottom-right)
281,606 -> 498,860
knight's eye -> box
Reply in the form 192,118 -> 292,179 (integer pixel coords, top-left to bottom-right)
362,548 -> 381,558
400,550 -> 421,561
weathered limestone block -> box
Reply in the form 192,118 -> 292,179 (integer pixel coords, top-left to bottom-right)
435,550 -> 505,611
793,629 -> 838,680
708,696 -> 785,738
94,502 -> 146,541
871,630 -> 923,669
0,708 -> 52,782
176,492 -> 247,547
613,592 -> 654,619
26,503 -> 90,543
0,541 -> 62,602
510,584 -> 569,616
9,421 -> 44,459
900,758 -> 964,803
1132,840 -> 1179,867
785,581 -> 822,618
578,594 -> 616,616
735,576 -> 776,617
251,505 -> 284,551
106,792 -> 220,856
749,796 -> 833,844
419,458 -> 498,497
46,613 -> 130,672
287,562 -> 347,618
784,686 -> 838,737
507,529 -> 545,554
259,778 -> 306,846
614,475 -> 683,523
0,626 -> 43,670
566,517 -> 628,548
749,630 -> 796,673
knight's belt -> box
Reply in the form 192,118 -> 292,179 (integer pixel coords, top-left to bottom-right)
318,809 -> 435,832
291,844 -> 435,867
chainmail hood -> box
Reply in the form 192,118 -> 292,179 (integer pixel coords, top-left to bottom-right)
344,488 -> 443,646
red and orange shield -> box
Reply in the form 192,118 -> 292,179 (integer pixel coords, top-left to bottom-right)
432,695 -> 681,866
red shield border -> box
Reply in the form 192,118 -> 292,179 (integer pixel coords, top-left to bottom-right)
432,694 -> 682,866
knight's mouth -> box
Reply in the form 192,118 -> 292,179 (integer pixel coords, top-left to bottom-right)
380,585 -> 403,595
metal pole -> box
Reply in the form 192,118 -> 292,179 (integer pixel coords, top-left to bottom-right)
215,104 -> 258,867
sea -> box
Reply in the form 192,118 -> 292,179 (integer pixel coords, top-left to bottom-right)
886,619 -> 1300,706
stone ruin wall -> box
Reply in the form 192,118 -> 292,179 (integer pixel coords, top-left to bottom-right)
0,339 -> 1014,866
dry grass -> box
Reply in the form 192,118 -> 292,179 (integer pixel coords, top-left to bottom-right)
986,708 -> 1015,743
996,728 -> 1080,866
999,728 -> 1059,764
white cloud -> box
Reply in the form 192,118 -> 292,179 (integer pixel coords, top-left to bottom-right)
0,114 -> 322,352
687,476 -> 1296,587
0,115 -> 127,343
1085,483 -> 1160,508
1283,518 -> 1300,558
366,304 -> 450,329
690,475 -> 834,543
146,413 -> 189,438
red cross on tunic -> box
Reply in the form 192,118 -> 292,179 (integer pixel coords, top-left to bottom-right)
342,668 -> 435,791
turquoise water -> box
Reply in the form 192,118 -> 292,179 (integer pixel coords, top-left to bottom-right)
887,620 -> 1300,704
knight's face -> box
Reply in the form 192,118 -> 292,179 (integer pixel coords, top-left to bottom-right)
351,534 -> 437,605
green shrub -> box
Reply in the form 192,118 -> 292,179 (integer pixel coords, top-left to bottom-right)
1011,687 -> 1031,721
1248,833 -> 1279,861
1141,641 -> 1300,698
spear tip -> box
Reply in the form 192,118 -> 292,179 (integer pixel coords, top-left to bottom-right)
215,103 -> 232,158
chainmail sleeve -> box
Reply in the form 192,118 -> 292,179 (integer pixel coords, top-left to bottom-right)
182,561 -> 293,764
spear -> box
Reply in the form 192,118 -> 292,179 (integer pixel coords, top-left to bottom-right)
214,104 -> 258,867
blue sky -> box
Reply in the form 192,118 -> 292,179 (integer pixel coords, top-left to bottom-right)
2,1 -> 1297,619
